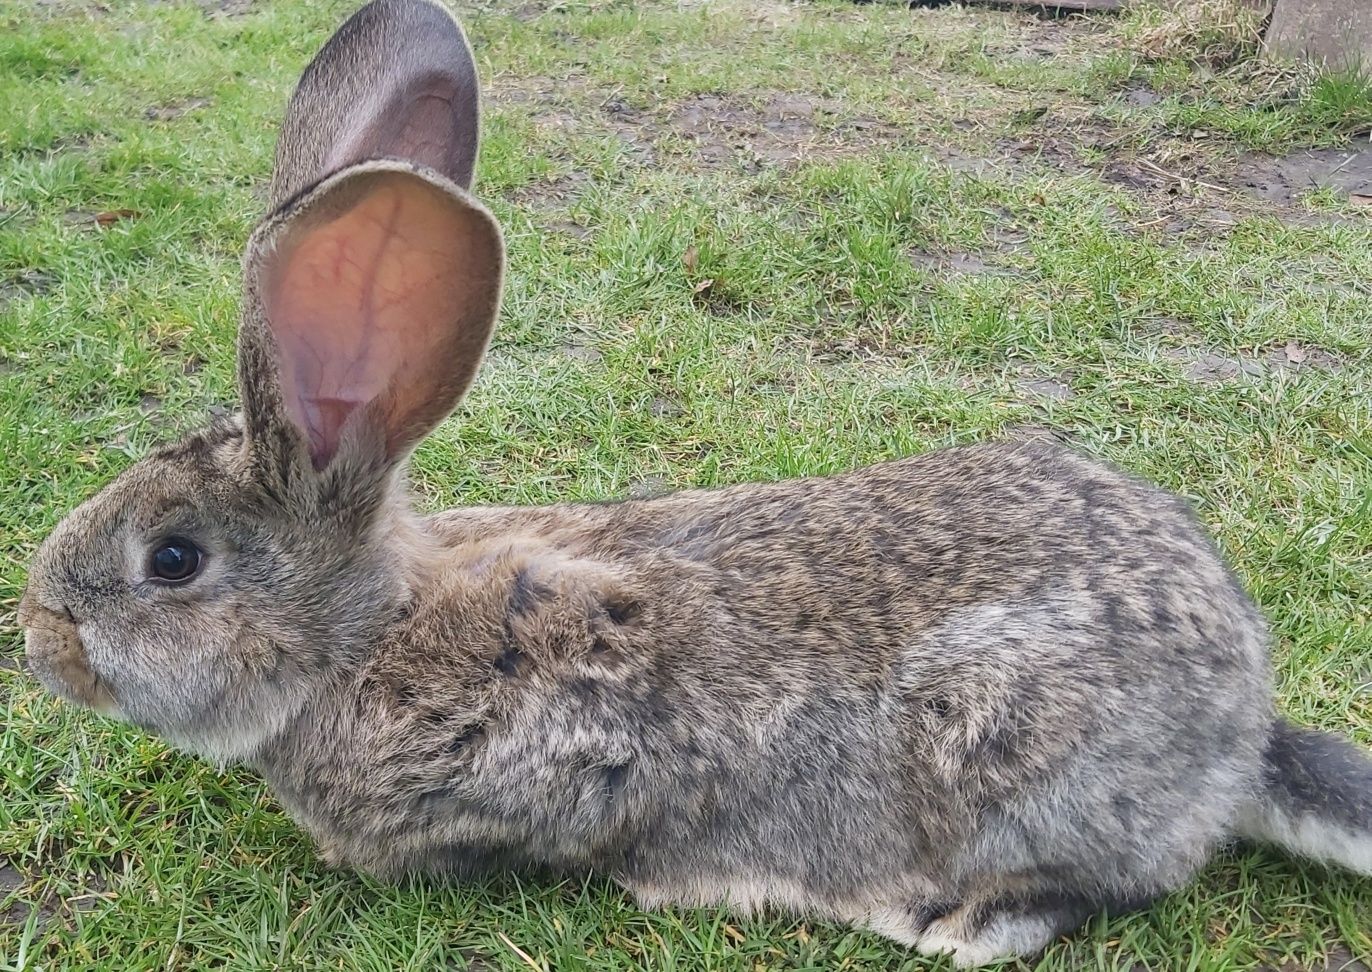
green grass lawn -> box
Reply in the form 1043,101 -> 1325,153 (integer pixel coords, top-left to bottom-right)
2,0 -> 1370,968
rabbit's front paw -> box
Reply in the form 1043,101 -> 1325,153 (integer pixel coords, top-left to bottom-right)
315,839 -> 350,870
911,890 -> 1097,968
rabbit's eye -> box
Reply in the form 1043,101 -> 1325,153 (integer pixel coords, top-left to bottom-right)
150,539 -> 203,583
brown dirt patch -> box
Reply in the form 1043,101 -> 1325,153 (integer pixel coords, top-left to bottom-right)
1001,422 -> 1078,444
523,99 -> 660,163
1012,367 -> 1075,401
509,171 -> 592,210
1,865 -> 33,927
511,87 -> 907,176
557,334 -> 603,365
30,0 -> 109,15
1164,348 -> 1266,382
144,96 -> 211,121
501,86 -> 913,209
909,205 -> 1031,278
0,862 -> 52,930
61,208 -> 141,230
627,475 -> 672,500
1162,340 -> 1344,383
546,219 -> 592,240
1262,340 -> 1346,373
595,99 -> 660,164
1270,946 -> 1370,972
199,0 -> 253,18
968,117 -> 1371,236
909,249 -> 1016,276
1234,143 -> 1372,207
658,93 -> 902,169
486,74 -> 572,108
0,862 -> 113,932
0,270 -> 56,306
1121,84 -> 1164,109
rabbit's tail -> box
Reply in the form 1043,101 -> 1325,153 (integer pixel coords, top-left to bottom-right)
1233,718 -> 1372,875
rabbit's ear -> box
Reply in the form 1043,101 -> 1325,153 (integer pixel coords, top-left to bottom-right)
269,0 -> 482,209
241,165 -> 502,477
235,0 -> 502,487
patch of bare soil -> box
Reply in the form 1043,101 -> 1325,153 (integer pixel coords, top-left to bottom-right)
144,96 -> 211,121
1164,347 -> 1265,382
198,0 -> 252,18
909,205 -> 1031,279
1,866 -> 33,927
557,333 -> 603,365
1121,84 -> 1163,109
595,99 -> 660,164
1162,340 -> 1344,383
909,249 -> 1018,276
981,119 -> 1371,236
659,93 -> 903,169
927,86 -> 1355,235
627,475 -> 672,499
1263,340 -> 1346,372
524,99 -> 661,163
0,270 -> 56,306
1,865 -> 112,932
508,171 -> 592,210
0,863 -> 53,930
30,0 -> 109,15
61,208 -> 140,230
1001,422 -> 1077,444
1270,946 -> 1370,972
1234,143 -> 1372,207
1012,364 -> 1075,401
995,111 -> 1230,201
502,85 -> 911,209
485,74 -> 571,108
48,133 -> 94,155
546,219 -> 592,240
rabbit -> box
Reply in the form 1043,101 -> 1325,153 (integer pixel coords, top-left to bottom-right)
17,0 -> 1372,966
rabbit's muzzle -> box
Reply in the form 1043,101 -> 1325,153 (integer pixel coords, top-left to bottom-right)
17,595 -> 117,712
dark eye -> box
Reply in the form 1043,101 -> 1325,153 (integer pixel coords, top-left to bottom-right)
150,539 -> 203,583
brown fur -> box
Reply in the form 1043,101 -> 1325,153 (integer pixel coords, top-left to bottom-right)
19,2 -> 1372,966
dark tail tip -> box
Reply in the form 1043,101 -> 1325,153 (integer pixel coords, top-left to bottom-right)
1234,718 -> 1372,876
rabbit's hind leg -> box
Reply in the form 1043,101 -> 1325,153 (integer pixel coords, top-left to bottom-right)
902,888 -> 1142,968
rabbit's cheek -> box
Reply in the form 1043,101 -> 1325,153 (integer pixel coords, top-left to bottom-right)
22,616 -> 119,714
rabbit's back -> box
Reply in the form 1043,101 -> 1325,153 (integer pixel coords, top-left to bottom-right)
369,438 -> 1272,900
429,438 -> 1268,684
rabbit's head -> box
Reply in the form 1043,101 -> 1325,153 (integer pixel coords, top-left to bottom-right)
19,0 -> 504,763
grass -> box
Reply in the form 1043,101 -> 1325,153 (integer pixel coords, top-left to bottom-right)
2,0 -> 1371,968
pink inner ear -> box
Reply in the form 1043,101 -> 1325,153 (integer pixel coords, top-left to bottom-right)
264,177 -> 491,469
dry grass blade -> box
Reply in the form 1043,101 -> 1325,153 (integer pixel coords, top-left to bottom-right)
1131,0 -> 1273,66
497,930 -> 546,971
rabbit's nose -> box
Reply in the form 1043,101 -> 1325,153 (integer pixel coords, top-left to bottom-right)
17,590 -> 75,627
15,589 -> 39,628
20,599 -> 114,711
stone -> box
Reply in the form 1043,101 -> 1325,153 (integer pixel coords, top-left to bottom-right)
1265,0 -> 1372,71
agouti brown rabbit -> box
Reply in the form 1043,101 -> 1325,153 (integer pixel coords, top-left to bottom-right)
19,0 -> 1371,965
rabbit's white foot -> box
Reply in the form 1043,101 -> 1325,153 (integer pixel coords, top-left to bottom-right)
890,890 -> 1107,968
914,912 -> 1060,968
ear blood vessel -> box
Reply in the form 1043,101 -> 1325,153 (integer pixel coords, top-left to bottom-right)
18,1 -> 1372,966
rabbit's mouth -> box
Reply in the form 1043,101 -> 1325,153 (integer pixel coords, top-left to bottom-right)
17,598 -> 120,715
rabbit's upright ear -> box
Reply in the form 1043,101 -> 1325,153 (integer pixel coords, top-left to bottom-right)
237,0 -> 502,488
269,0 -> 482,205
